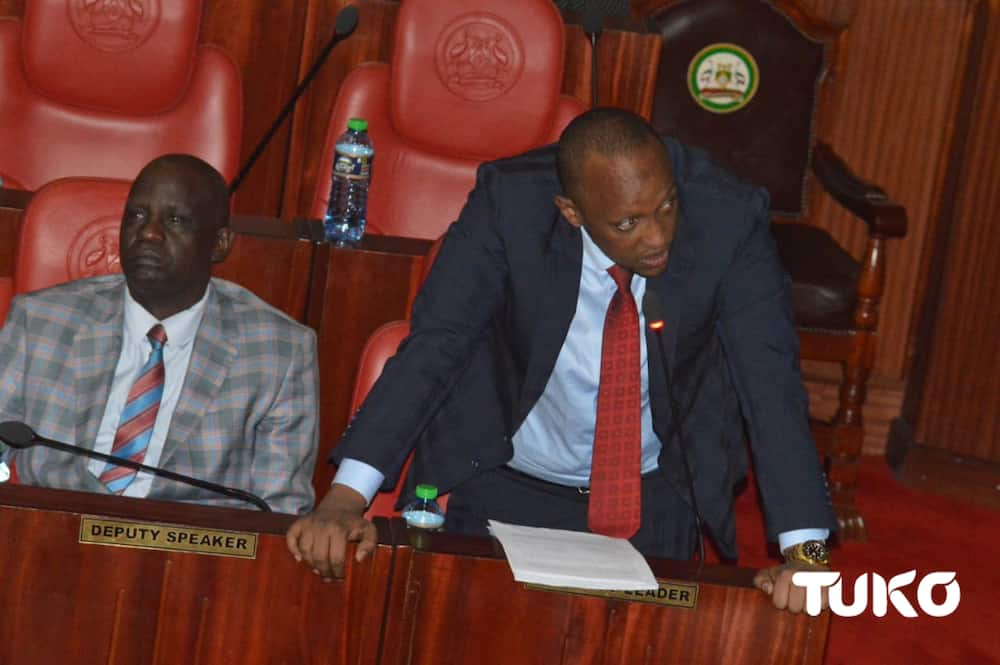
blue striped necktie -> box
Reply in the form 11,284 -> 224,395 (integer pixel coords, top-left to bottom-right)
100,324 -> 167,494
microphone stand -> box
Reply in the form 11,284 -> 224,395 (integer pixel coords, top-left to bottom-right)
583,2 -> 604,107
643,294 -> 707,567
0,423 -> 271,512
229,5 -> 360,195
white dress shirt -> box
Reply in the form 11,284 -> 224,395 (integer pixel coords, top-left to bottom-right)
87,284 -> 209,497
335,232 -> 826,550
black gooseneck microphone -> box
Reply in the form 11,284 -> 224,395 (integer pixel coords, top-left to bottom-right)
0,421 -> 272,512
229,5 -> 361,195
583,1 -> 603,107
642,288 -> 706,564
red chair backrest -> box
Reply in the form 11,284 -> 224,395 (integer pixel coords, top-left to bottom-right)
0,0 -> 242,189
0,177 -> 128,325
309,0 -> 586,239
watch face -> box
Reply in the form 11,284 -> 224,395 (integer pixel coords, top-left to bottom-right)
803,540 -> 828,561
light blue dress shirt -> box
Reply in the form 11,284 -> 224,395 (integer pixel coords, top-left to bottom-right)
334,230 -> 827,551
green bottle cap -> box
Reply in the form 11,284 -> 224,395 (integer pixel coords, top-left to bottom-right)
347,117 -> 368,132
414,484 -> 438,500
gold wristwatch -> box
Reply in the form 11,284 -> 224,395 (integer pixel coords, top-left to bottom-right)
782,539 -> 830,566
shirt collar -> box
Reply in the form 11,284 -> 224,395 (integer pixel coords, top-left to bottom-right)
581,227 -> 616,273
122,282 -> 211,350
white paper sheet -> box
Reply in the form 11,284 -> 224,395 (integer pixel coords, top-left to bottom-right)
488,520 -> 658,591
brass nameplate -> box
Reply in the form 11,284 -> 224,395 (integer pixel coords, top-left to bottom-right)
79,517 -> 258,559
525,579 -> 699,609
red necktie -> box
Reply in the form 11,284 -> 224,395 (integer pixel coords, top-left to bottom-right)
589,265 -> 642,538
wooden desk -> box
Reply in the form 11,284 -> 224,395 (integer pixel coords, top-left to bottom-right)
0,486 -> 829,665
0,484 -> 391,665
383,524 -> 831,665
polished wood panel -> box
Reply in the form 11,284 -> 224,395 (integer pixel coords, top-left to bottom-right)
798,0 -> 981,381
0,188 -> 30,279
199,1 -> 310,217
382,525 -> 830,665
562,21 -> 663,117
307,234 -> 432,496
0,486 -> 829,665
915,0 -> 1000,462
0,484 -> 390,665
802,361 -> 904,455
214,216 -> 316,322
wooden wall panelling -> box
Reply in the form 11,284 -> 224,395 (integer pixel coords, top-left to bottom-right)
561,19 -> 663,117
213,216 -> 316,322
200,1 -> 310,217
915,0 -> 1000,461
307,235 -> 431,497
0,190 -> 30,279
282,0 -> 398,220
798,0 -> 981,381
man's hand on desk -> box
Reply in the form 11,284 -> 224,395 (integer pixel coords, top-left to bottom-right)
286,483 -> 377,580
753,562 -> 832,614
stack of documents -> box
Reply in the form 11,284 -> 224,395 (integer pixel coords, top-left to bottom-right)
488,520 -> 658,591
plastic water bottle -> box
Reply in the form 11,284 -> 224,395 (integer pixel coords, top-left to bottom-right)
401,484 -> 445,530
323,117 -> 374,246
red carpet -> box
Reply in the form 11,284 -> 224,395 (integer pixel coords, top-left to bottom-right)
726,456 -> 1000,664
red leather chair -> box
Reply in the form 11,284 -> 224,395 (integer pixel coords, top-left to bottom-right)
0,178 -> 129,325
0,0 -> 242,189
309,0 -> 587,239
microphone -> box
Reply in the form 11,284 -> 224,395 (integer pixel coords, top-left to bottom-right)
0,421 -> 272,512
229,5 -> 361,195
642,288 -> 706,564
583,1 -> 603,107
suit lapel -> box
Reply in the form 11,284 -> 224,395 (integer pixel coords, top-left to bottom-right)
646,200 -> 697,447
645,236 -> 695,375
74,282 -> 125,448
516,216 -> 582,426
157,285 -> 236,472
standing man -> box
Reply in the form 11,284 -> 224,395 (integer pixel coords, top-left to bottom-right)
0,155 -> 319,514
288,109 -> 835,610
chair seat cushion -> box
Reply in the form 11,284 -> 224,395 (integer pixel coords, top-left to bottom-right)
771,222 -> 859,331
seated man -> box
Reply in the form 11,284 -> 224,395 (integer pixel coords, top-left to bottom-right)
0,155 -> 318,514
287,108 -> 836,612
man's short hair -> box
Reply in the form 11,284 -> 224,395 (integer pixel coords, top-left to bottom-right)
557,107 -> 664,200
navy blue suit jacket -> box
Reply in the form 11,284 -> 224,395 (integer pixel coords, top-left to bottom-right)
335,138 -> 836,557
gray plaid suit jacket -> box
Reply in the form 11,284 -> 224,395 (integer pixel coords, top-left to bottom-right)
0,275 -> 319,514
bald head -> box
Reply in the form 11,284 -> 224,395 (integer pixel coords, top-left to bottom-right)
133,154 -> 230,230
557,107 -> 667,201
120,154 -> 233,320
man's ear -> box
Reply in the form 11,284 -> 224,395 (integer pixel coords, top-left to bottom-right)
211,227 -> 234,263
554,195 -> 583,228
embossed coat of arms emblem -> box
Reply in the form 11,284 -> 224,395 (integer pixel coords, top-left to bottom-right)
68,0 -> 160,53
435,14 -> 524,102
687,43 -> 759,114
67,219 -> 122,279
